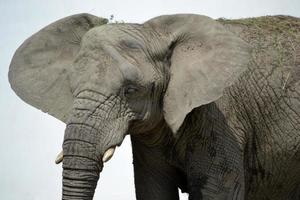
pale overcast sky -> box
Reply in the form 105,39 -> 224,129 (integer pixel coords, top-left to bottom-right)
1,0 -> 299,200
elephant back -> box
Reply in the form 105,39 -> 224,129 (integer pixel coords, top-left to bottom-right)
218,15 -> 300,88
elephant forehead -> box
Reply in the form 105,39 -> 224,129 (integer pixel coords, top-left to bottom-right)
76,24 -> 159,86
82,24 -> 145,44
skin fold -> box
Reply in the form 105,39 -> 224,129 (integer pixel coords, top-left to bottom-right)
9,14 -> 300,200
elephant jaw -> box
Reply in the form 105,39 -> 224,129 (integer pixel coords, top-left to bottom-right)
55,146 -> 117,164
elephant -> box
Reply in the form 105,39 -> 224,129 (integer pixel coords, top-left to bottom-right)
8,13 -> 300,200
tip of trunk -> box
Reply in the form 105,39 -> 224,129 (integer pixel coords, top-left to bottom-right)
62,156 -> 101,200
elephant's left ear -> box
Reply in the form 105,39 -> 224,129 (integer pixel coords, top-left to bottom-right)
9,14 -> 108,123
145,14 -> 251,134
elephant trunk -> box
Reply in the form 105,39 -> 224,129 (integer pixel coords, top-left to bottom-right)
62,161 -> 99,200
61,93 -> 131,199
62,124 -> 102,200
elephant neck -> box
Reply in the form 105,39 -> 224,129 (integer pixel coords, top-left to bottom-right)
132,119 -> 174,147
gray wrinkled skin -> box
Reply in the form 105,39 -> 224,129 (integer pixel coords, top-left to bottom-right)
9,13 -> 300,200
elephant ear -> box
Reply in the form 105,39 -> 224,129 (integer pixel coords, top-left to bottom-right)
9,13 -> 108,123
145,14 -> 251,134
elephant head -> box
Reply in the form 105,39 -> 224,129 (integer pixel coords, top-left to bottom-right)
9,13 -> 250,199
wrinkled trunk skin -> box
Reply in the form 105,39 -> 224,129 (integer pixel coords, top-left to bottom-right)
61,92 -> 130,200
62,124 -> 102,200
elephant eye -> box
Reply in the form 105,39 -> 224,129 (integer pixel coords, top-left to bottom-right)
124,85 -> 139,97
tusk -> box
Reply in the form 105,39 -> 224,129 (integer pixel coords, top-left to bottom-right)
55,151 -> 63,164
102,147 -> 116,163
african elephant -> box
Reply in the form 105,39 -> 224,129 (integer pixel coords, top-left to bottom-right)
9,13 -> 300,200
